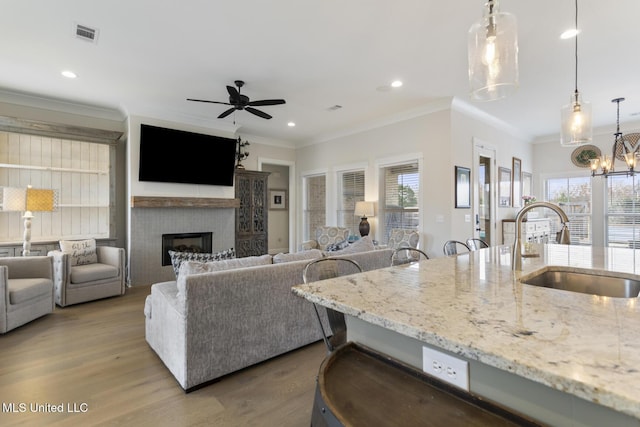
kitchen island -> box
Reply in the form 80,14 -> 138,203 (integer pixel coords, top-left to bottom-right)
292,244 -> 640,426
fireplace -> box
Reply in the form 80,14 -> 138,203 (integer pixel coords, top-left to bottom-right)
161,232 -> 212,266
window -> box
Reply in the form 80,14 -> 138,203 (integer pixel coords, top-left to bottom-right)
380,162 -> 419,243
545,176 -> 591,245
0,131 -> 113,242
303,174 -> 326,241
337,170 -> 365,235
606,175 -> 640,248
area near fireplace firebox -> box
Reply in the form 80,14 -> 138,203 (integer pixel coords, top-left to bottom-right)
129,197 -> 237,286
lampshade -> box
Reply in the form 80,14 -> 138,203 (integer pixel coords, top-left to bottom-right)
354,201 -> 375,218
468,0 -> 519,101
26,188 -> 55,212
2,187 -> 27,211
1,186 -> 56,212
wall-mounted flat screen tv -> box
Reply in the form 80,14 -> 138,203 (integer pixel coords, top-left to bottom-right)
138,124 -> 237,187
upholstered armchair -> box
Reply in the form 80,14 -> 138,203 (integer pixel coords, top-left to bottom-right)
49,244 -> 126,307
0,256 -> 54,334
387,228 -> 420,250
301,226 -> 350,251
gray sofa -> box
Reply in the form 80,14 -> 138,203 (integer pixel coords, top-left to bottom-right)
144,247 -> 394,391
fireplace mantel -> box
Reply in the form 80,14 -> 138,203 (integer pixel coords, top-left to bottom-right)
131,196 -> 240,209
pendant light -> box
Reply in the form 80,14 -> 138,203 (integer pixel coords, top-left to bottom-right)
468,0 -> 519,102
560,0 -> 592,146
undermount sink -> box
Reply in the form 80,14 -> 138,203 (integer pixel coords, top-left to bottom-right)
521,267 -> 640,298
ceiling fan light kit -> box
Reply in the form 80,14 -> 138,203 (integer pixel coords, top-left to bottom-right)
187,80 -> 286,120
468,0 -> 519,102
560,0 -> 592,147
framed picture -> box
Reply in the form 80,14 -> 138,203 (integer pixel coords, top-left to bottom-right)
455,166 -> 471,208
499,167 -> 511,207
522,172 -> 532,198
269,189 -> 288,210
512,157 -> 522,207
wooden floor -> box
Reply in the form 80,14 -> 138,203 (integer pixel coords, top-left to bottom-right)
0,285 -> 326,426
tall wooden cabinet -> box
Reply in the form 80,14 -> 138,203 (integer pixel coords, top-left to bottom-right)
235,170 -> 270,257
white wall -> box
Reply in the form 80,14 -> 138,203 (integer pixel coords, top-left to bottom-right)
451,102 -> 533,245
295,98 -> 534,257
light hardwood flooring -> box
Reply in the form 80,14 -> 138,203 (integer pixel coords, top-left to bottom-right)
0,285 -> 326,426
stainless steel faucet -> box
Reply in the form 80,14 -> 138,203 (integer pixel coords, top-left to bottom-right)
511,201 -> 571,270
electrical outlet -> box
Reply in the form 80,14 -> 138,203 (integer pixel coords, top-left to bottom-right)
422,346 -> 469,391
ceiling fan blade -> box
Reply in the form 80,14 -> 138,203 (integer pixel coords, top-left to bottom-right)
218,107 -> 236,119
187,98 -> 231,105
245,107 -> 272,120
248,99 -> 286,107
227,85 -> 240,101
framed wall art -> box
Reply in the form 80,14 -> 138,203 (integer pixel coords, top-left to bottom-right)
269,189 -> 288,210
499,167 -> 511,207
455,166 -> 471,208
511,157 -> 522,207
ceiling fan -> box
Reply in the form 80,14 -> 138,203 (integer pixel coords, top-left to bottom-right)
187,80 -> 286,120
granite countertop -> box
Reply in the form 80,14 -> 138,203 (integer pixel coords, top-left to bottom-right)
292,244 -> 640,420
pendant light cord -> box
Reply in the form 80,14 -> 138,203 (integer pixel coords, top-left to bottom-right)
574,0 -> 579,95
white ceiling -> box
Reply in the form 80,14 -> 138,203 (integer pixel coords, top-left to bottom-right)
2,0 -> 640,146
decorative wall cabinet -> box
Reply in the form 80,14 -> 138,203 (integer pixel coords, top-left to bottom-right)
235,170 -> 269,257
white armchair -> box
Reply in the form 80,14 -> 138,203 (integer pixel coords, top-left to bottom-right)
301,226 -> 350,251
49,245 -> 126,307
0,256 -> 54,334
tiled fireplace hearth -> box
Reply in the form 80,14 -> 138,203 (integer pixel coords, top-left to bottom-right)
129,196 -> 238,286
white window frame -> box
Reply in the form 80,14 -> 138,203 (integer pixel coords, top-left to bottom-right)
376,153 -> 423,244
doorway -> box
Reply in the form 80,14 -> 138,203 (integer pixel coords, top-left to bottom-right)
473,143 -> 497,245
260,158 -> 296,254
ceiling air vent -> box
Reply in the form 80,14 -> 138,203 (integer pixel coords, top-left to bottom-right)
74,23 -> 99,43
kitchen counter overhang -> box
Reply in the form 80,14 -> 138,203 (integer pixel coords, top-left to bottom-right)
292,244 -> 640,421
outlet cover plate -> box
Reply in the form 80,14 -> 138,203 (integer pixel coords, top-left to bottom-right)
422,346 -> 469,391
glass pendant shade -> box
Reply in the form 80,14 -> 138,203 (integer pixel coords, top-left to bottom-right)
560,91 -> 592,146
468,0 -> 519,101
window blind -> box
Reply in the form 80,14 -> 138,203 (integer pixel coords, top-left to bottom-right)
381,162 -> 419,243
606,175 -> 640,248
545,176 -> 591,245
337,170 -> 365,235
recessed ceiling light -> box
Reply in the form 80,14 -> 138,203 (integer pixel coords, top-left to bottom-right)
287,122 -> 296,127
61,70 -> 77,79
560,29 -> 580,39
391,80 -> 403,88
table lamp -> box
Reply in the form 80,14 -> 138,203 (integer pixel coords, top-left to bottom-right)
2,186 -> 57,256
354,201 -> 375,237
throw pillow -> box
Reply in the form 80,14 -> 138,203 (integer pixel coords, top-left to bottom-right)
59,239 -> 98,266
329,235 -> 375,255
325,239 -> 349,252
169,248 -> 235,278
273,249 -> 323,264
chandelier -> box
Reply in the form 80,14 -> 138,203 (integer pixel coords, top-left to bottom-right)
590,98 -> 637,177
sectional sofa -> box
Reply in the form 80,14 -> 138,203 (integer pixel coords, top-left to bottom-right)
144,242 -> 395,391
